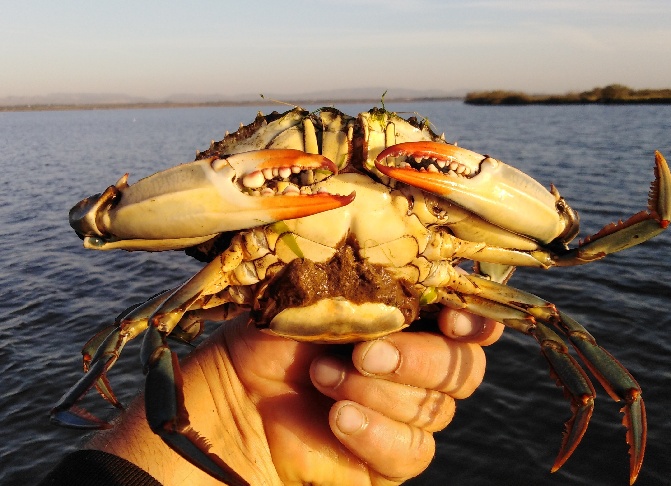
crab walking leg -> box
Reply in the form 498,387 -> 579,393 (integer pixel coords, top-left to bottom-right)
556,311 -> 647,484
445,288 -> 600,469
50,291 -> 172,428
79,324 -> 123,407
436,285 -> 598,467
50,285 -> 240,430
457,276 -> 646,484
532,322 -> 596,472
139,323 -> 248,486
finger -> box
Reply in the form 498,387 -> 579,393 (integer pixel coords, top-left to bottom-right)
311,355 -> 455,432
329,401 -> 435,484
352,333 -> 486,399
438,307 -> 505,346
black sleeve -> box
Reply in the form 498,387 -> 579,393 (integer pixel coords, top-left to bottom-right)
38,450 -> 162,486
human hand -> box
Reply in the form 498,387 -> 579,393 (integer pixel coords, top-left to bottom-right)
88,310 -> 503,486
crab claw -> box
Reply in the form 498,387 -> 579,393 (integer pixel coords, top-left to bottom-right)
70,149 -> 354,251
375,142 -> 578,245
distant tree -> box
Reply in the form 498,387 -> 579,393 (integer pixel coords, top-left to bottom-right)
600,84 -> 632,102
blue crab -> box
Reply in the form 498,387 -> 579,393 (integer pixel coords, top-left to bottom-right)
52,107 -> 670,485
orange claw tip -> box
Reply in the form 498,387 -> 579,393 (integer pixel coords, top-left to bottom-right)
257,191 -> 356,219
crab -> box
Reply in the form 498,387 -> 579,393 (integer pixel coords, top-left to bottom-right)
52,107 -> 670,486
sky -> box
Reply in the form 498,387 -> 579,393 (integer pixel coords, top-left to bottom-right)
2,0 -> 671,99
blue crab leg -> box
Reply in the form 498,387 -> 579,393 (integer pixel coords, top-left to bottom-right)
50,291 -> 173,428
445,276 -> 646,484
556,311 -> 646,484
51,288 -> 217,429
532,322 -> 596,472
80,324 -> 122,407
432,290 -> 597,472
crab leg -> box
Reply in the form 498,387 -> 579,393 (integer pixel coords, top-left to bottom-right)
532,322 -> 596,471
50,288 -> 235,430
556,311 -> 646,484
70,149 -> 354,251
443,275 -> 646,484
140,323 -> 248,486
552,151 -> 670,265
50,291 -> 173,428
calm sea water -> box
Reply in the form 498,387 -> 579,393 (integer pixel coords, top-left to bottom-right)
1,101 -> 669,485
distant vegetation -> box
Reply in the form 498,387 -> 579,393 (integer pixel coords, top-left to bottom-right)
465,84 -> 671,105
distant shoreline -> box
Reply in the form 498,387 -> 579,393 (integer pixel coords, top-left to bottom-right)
5,84 -> 671,112
465,84 -> 671,105
0,96 -> 460,113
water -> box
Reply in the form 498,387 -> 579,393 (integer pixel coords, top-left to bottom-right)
1,102 -> 669,485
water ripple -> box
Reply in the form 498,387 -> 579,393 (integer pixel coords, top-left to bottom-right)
2,103 -> 670,485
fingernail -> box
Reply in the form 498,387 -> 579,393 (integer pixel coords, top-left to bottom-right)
336,404 -> 367,434
449,312 -> 484,338
312,356 -> 345,388
361,339 -> 400,375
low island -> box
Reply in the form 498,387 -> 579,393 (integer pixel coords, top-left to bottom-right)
465,84 -> 671,105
